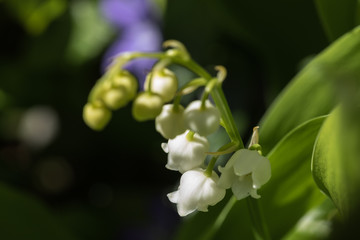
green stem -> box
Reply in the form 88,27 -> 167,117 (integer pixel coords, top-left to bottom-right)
174,59 -> 244,146
176,58 -> 271,240
199,196 -> 238,240
186,130 -> 195,141
102,52 -> 269,240
88,52 -> 166,102
172,94 -> 182,112
246,198 -> 271,240
204,156 -> 218,177
211,86 -> 243,146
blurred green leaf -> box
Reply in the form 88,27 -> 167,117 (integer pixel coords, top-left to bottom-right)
3,0 -> 67,35
309,26 -> 360,217
65,0 -> 114,64
282,199 -> 337,240
260,26 -> 360,155
260,116 -> 327,239
314,0 -> 358,42
0,182 -> 77,240
0,89 -> 11,111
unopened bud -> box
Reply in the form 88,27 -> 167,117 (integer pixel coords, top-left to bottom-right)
132,92 -> 163,121
83,102 -> 112,131
144,68 -> 178,102
102,86 -> 128,110
112,70 -> 138,100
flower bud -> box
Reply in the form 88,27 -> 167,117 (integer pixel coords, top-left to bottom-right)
184,100 -> 220,136
83,102 -> 112,131
112,70 -> 138,100
155,104 -> 186,139
144,68 -> 178,102
162,130 -> 209,173
167,168 -> 226,216
132,92 -> 163,121
102,86 -> 128,110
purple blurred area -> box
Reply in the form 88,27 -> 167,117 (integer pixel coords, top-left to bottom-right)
100,0 -> 163,87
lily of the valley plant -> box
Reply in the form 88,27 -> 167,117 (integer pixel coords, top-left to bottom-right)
83,40 -> 271,238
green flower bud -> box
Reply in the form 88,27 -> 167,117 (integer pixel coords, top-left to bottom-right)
132,92 -> 163,121
102,86 -> 128,110
83,102 -> 112,131
144,68 -> 178,102
112,70 -> 138,100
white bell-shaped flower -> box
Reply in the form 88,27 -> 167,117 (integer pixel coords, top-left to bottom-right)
184,100 -> 220,136
167,168 -> 226,217
162,130 -> 209,173
218,149 -> 271,200
155,104 -> 186,139
144,68 -> 178,102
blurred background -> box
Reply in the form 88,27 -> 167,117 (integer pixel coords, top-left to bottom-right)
0,0 -> 330,239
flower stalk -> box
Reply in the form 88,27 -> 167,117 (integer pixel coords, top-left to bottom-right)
84,43 -> 270,239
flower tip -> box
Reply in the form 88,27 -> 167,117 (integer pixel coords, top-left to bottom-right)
161,142 -> 169,153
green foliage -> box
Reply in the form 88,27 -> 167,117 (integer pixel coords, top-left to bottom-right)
2,0 -> 67,35
260,25 -> 360,154
312,105 -> 360,217
65,0 -> 114,64
176,19 -> 360,240
2,0 -> 360,239
261,117 -> 328,239
0,183 -> 77,240
314,0 -> 358,42
282,199 -> 337,240
309,25 -> 360,218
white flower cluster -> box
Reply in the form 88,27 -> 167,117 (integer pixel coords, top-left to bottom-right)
157,98 -> 271,216
83,55 -> 272,217
151,77 -> 272,216
157,99 -> 224,216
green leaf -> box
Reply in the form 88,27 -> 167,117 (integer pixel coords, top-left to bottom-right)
3,0 -> 67,35
282,199 -> 337,240
260,26 -> 360,155
314,0 -> 358,42
65,0 -> 115,64
0,182 -> 77,240
312,105 -> 360,217
311,26 -> 360,218
259,116 -> 328,239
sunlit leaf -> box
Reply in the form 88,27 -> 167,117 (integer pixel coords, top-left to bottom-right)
260,26 -> 360,155
312,106 -> 360,217
310,25 -> 360,218
259,116 -> 328,239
